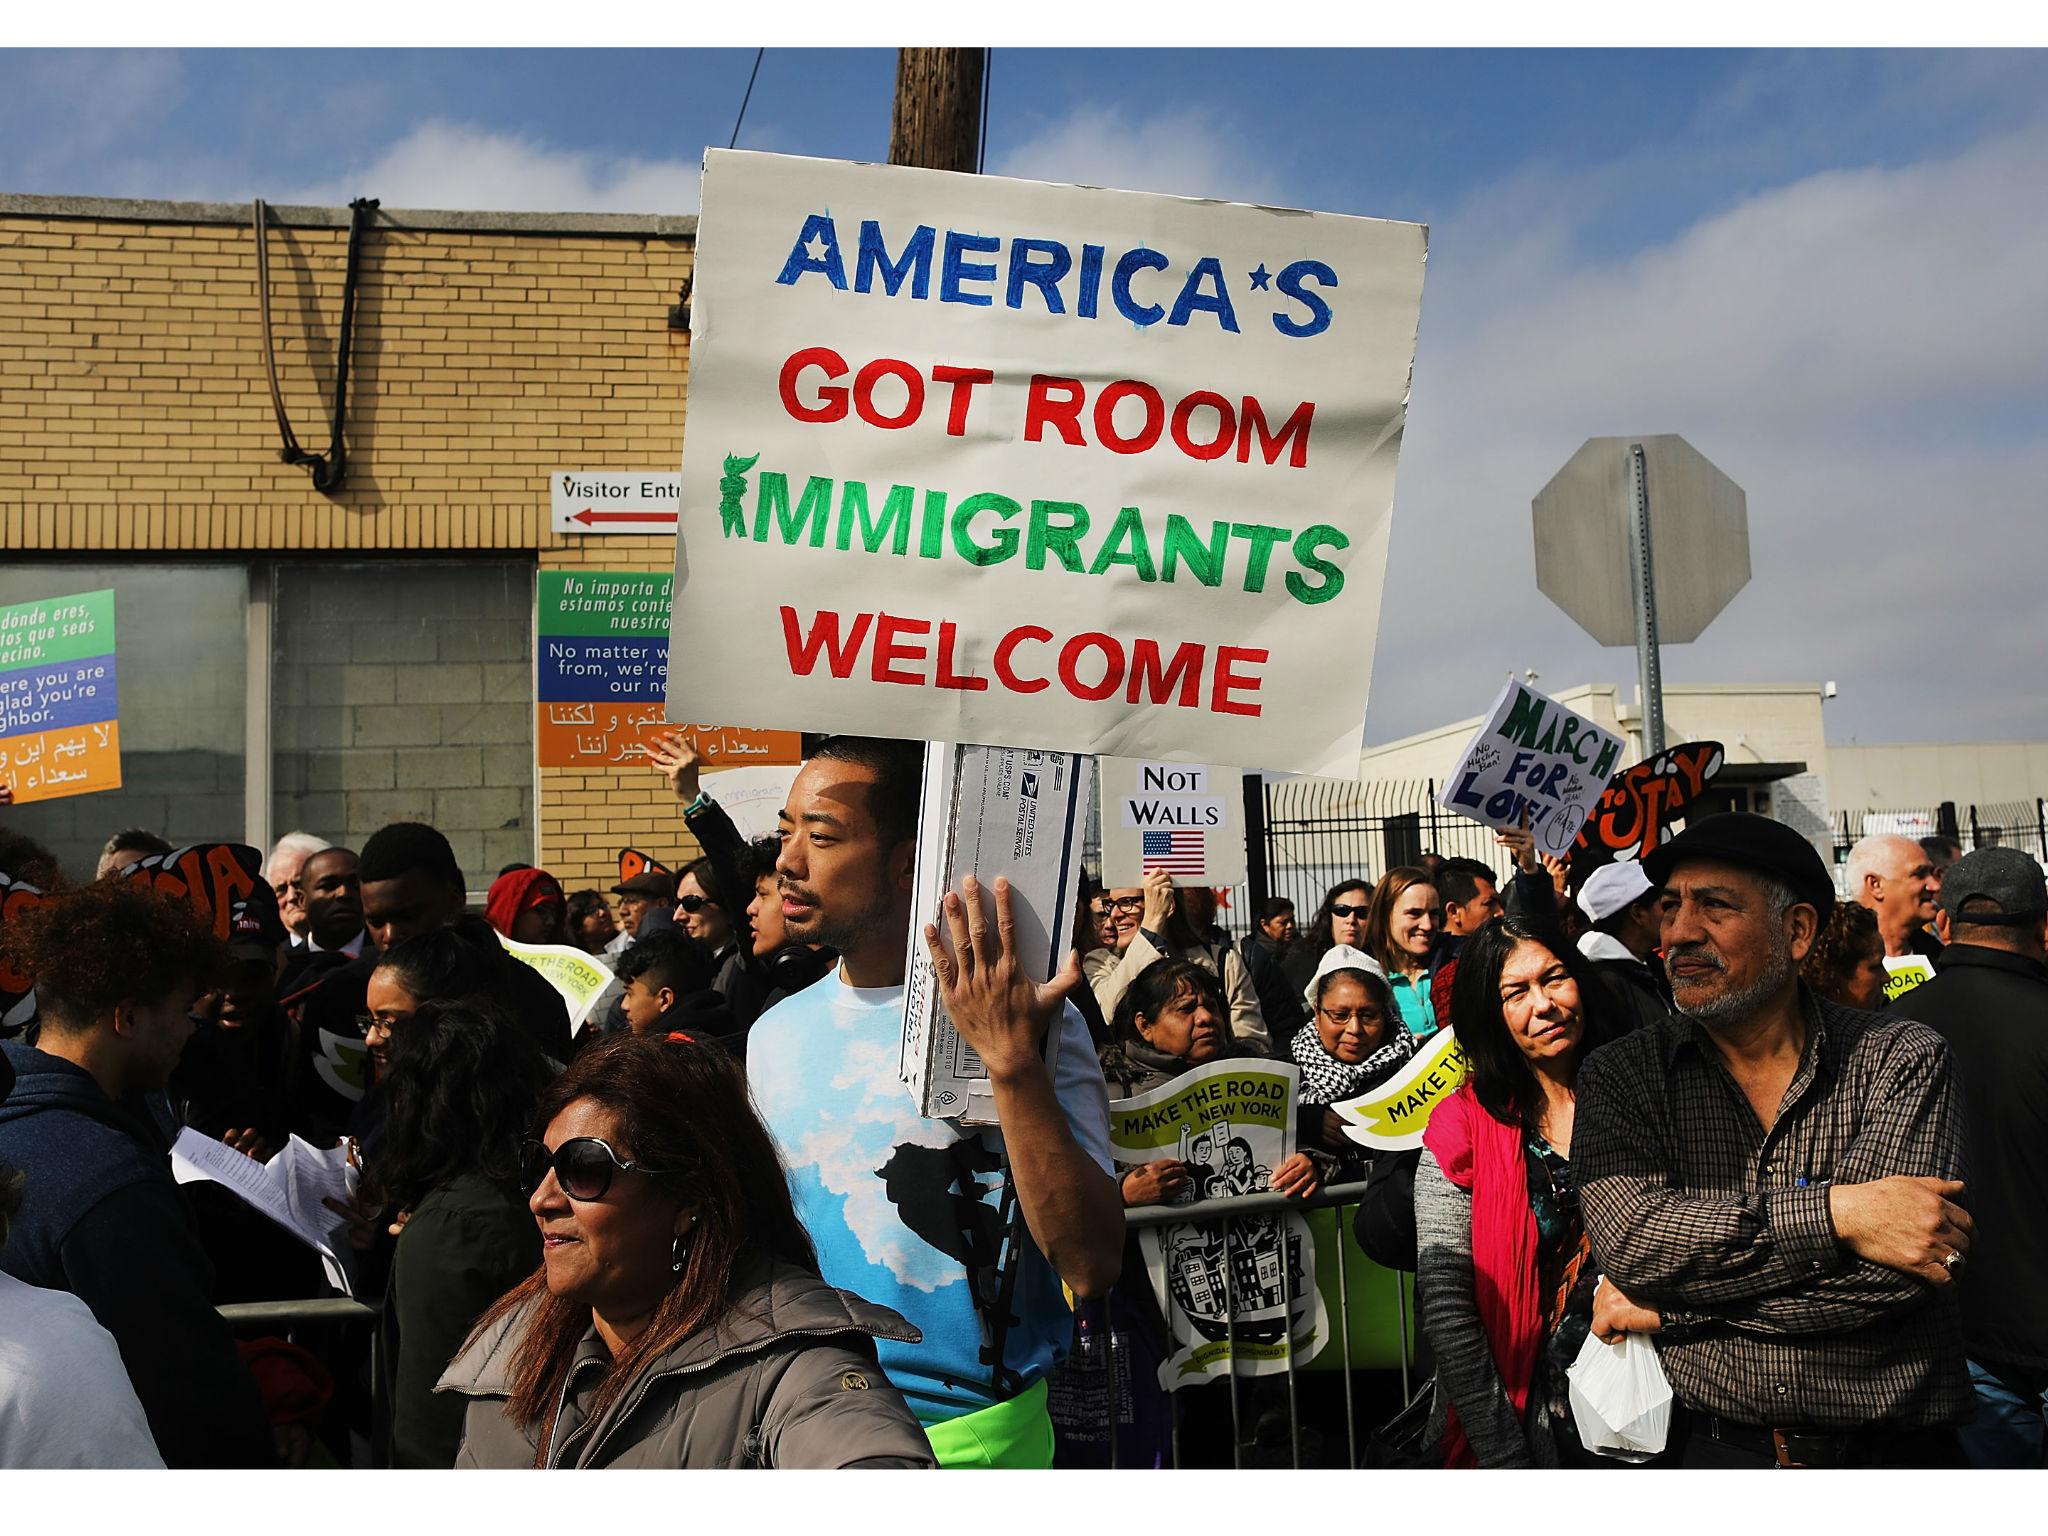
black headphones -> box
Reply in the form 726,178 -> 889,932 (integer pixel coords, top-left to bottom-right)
765,943 -> 836,996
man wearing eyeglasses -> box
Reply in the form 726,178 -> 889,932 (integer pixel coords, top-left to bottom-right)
746,736 -> 1122,1468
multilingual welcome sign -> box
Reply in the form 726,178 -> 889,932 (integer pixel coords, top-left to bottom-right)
668,150 -> 1428,776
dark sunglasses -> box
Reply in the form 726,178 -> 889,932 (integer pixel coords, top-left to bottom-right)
676,893 -> 720,914
1328,902 -> 1370,919
520,1136 -> 685,1201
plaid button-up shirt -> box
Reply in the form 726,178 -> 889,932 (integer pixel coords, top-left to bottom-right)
1574,988 -> 1971,1430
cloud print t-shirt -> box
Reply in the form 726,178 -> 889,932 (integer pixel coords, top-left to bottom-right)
748,972 -> 1113,1427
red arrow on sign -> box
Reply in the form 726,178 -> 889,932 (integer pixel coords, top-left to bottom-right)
572,508 -> 679,526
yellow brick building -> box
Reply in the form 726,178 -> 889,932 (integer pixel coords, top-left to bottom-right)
0,192 -> 720,891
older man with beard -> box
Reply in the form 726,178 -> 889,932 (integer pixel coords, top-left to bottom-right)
1571,813 -> 1973,1467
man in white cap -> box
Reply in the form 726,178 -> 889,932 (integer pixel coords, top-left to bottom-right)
1575,860 -> 1674,1033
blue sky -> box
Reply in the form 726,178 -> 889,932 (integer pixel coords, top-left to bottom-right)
4,47 -> 2046,749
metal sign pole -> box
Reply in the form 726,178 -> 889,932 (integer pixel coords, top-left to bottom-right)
1626,442 -> 1667,756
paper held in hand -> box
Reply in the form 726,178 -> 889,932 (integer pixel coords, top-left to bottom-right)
171,1128 -> 360,1296
900,743 -> 1093,1124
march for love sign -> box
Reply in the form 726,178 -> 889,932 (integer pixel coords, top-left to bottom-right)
668,150 -> 1428,777
1438,679 -> 1628,856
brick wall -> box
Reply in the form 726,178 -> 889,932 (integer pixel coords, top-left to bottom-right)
0,196 -> 704,890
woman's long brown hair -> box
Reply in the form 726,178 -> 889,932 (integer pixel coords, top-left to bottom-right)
462,1034 -> 819,1451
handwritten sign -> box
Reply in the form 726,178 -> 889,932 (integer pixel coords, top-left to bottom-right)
535,571 -> 799,768
1334,1028 -> 1468,1150
1883,955 -> 1936,1004
0,588 -> 120,805
1097,757 -> 1246,886
667,149 -> 1428,776
1438,678 -> 1626,855
1567,741 -> 1727,887
1108,1057 -> 1326,1384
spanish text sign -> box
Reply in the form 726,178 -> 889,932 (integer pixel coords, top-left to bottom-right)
536,571 -> 799,768
668,150 -> 1428,777
1438,678 -> 1627,856
0,588 -> 121,805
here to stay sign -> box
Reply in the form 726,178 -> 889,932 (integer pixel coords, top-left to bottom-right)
668,150 -> 1427,777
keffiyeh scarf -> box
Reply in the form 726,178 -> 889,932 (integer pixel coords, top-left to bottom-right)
1288,1019 -> 1416,1105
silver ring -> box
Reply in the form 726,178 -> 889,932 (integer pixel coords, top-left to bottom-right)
1943,1249 -> 1963,1270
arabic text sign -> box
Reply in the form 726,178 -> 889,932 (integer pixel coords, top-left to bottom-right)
535,571 -> 798,768
1109,1057 -> 1326,1384
1097,757 -> 1247,886
668,149 -> 1428,777
1335,1027 -> 1468,1151
1439,679 -> 1627,856
0,589 -> 121,805
551,471 -> 683,534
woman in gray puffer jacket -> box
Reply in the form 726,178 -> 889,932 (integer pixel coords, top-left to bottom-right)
440,1033 -> 934,1469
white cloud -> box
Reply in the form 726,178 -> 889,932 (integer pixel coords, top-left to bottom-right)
1367,115 -> 2048,748
994,104 -> 1296,207
286,118 -> 702,214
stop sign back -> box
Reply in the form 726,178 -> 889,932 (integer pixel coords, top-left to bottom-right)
1533,434 -> 1749,646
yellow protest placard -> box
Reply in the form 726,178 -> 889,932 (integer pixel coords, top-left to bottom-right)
1334,1028 -> 1469,1150
498,934 -> 615,1034
1882,955 -> 1936,1005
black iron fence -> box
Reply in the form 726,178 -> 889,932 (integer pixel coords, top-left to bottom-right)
1831,799 -> 2048,867
1248,776 -> 1504,920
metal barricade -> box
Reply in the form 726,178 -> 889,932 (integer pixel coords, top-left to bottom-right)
218,1296 -> 384,1468
1089,1180 -> 1415,1470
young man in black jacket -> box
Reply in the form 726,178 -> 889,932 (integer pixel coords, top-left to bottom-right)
1573,860 -> 1675,1034
1902,846 -> 2048,1467
0,881 -> 275,1468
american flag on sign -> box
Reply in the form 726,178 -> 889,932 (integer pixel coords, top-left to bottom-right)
1141,829 -> 1207,876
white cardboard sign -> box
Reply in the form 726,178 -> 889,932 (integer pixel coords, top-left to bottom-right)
552,471 -> 683,534
1097,756 -> 1248,887
1438,678 -> 1628,856
667,149 -> 1427,777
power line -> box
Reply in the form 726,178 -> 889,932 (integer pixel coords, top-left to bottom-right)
729,48 -> 765,150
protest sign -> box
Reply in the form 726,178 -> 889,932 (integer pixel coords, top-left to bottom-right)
1335,1028 -> 1469,1151
1568,740 -> 1726,887
1109,1057 -> 1327,1384
0,869 -> 43,1036
498,933 -> 615,1033
1097,757 -> 1247,887
1883,955 -> 1936,1004
667,149 -> 1428,777
700,763 -> 804,842
901,744 -> 1092,1122
1439,679 -> 1627,856
0,588 -> 121,805
119,844 -> 283,949
536,571 -> 799,768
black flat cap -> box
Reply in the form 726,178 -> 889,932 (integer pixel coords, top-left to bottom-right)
610,870 -> 677,900
1941,847 -> 2047,924
1643,812 -> 1836,916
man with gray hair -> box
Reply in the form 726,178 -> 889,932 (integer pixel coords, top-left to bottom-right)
1893,847 -> 2048,1467
262,830 -> 330,947
1573,813 -> 1972,1466
1846,832 -> 1942,962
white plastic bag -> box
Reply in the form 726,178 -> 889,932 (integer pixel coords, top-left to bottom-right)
1566,1328 -> 1672,1462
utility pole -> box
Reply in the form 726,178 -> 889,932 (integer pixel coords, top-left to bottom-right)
889,48 -> 986,172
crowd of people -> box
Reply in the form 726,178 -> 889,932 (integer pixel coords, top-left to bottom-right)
1,739 -> 2042,1471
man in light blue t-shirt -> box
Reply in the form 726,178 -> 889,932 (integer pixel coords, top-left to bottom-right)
747,737 -> 1123,1467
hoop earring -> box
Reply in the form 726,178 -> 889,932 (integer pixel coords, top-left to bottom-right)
670,1230 -> 693,1275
